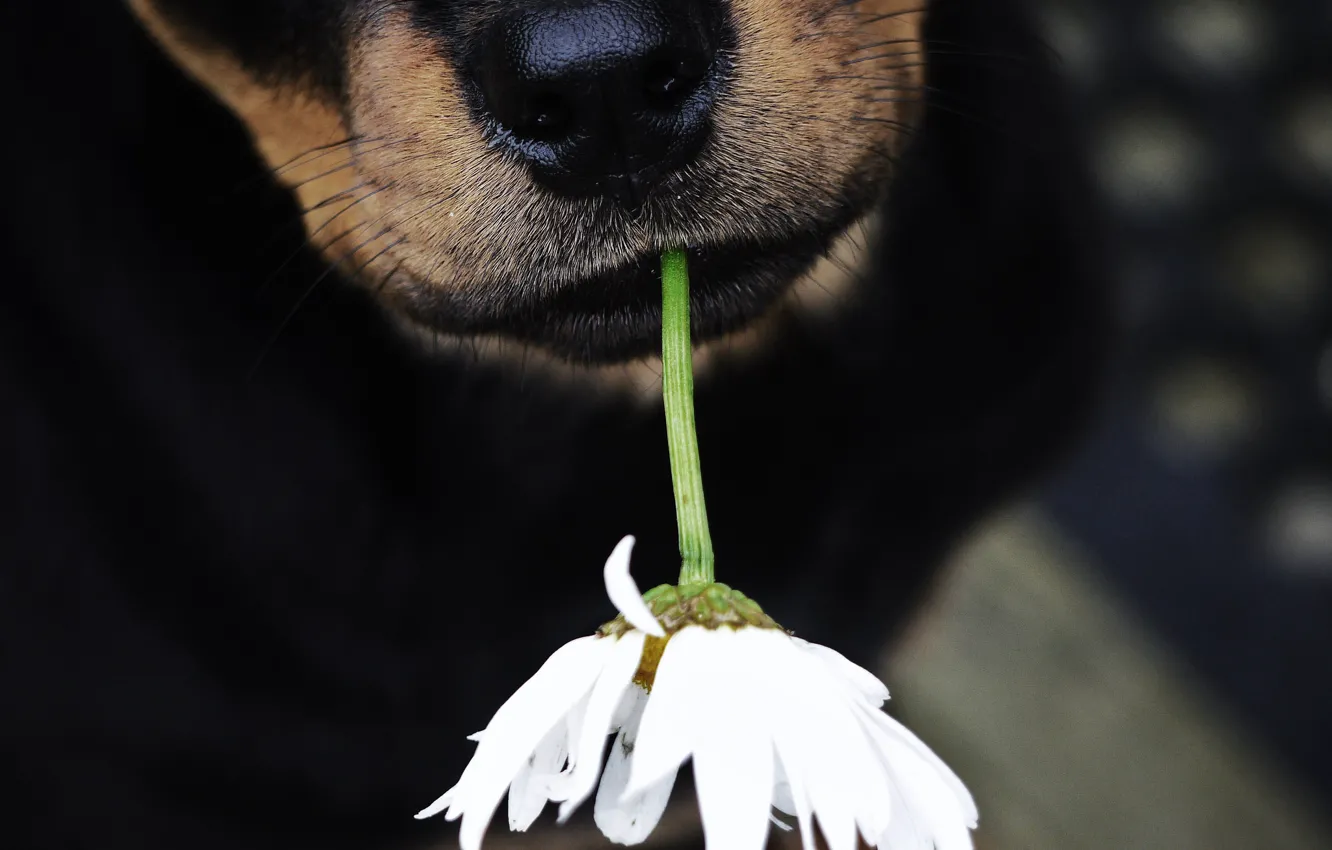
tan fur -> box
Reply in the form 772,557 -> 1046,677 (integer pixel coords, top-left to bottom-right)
347,1 -> 923,302
126,0 -> 926,385
127,0 -> 405,287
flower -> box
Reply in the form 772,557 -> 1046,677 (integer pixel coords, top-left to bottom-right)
415,536 -> 978,850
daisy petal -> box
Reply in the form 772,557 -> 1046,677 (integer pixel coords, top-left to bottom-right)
507,718 -> 569,831
793,639 -> 890,707
551,632 -> 647,821
415,637 -> 604,822
763,636 -> 870,850
604,536 -> 665,637
770,731 -> 813,850
858,706 -> 978,825
883,744 -> 972,850
774,746 -> 816,850
803,665 -> 896,842
563,694 -> 588,772
623,627 -> 706,798
450,636 -> 610,850
595,685 -> 679,845
771,758 -> 796,817
877,791 -> 931,850
414,789 -> 456,820
860,717 -> 974,850
693,629 -> 775,850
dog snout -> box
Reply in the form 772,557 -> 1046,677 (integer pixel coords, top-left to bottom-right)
466,0 -> 731,205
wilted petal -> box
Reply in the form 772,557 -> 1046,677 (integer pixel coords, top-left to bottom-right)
415,637 -> 605,823
594,685 -> 678,845
604,536 -> 665,637
772,745 -> 816,850
771,758 -> 796,817
857,705 -> 978,827
414,787 -> 456,821
550,632 -> 647,821
445,636 -> 611,850
692,629 -> 775,850
859,715 -> 974,850
793,639 -> 890,707
876,790 -> 931,850
622,627 -> 707,798
507,718 -> 569,831
762,633 -> 877,850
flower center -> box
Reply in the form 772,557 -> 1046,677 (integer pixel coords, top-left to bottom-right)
633,634 -> 670,691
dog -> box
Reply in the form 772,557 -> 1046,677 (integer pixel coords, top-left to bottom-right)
0,0 -> 1110,848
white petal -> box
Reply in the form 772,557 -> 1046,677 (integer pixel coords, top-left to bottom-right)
877,791 -> 930,850
858,706 -> 978,826
769,725 -> 814,850
793,639 -> 890,707
622,627 -> 708,798
415,788 -> 456,820
415,637 -> 605,823
550,632 -> 647,821
791,639 -> 901,842
858,713 -> 974,850
693,629 -> 776,850
609,677 -> 646,731
595,685 -> 679,845
761,631 -> 889,850
771,758 -> 796,817
563,693 -> 588,772
775,727 -> 857,850
756,633 -> 860,850
604,536 -> 665,637
507,718 -> 569,831
773,746 -> 816,850
447,636 -> 611,850
879,743 -> 972,850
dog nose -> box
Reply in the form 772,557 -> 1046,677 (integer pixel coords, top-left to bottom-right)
469,0 -> 729,203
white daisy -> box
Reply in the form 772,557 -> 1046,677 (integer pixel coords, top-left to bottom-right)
415,535 -> 978,850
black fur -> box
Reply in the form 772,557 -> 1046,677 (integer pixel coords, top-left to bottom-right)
0,1 -> 1110,848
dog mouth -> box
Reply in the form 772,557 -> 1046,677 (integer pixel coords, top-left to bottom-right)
320,1 -> 923,367
387,210 -> 861,364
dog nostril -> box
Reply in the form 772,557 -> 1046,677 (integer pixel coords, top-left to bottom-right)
642,57 -> 705,110
514,93 -> 573,142
468,0 -> 732,201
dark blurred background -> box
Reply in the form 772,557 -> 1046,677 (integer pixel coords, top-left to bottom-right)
1045,0 -> 1332,797
884,2 -> 1332,848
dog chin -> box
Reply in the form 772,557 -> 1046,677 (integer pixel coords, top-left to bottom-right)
380,213 -> 880,389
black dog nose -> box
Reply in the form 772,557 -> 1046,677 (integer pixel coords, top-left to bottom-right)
469,0 -> 730,202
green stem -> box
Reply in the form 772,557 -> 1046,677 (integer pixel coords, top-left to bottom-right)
661,249 -> 714,585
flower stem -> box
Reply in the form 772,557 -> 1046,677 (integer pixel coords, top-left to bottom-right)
661,249 -> 714,585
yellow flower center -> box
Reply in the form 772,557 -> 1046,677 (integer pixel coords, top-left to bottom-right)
633,634 -> 671,691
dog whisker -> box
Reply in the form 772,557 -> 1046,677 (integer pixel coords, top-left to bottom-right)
256,182 -> 398,295
249,229 -> 407,379
845,37 -> 922,54
841,53 -> 928,68
301,182 -> 370,214
269,135 -> 375,177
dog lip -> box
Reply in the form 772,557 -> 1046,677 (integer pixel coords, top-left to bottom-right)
388,191 -> 869,364
392,222 -> 848,364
